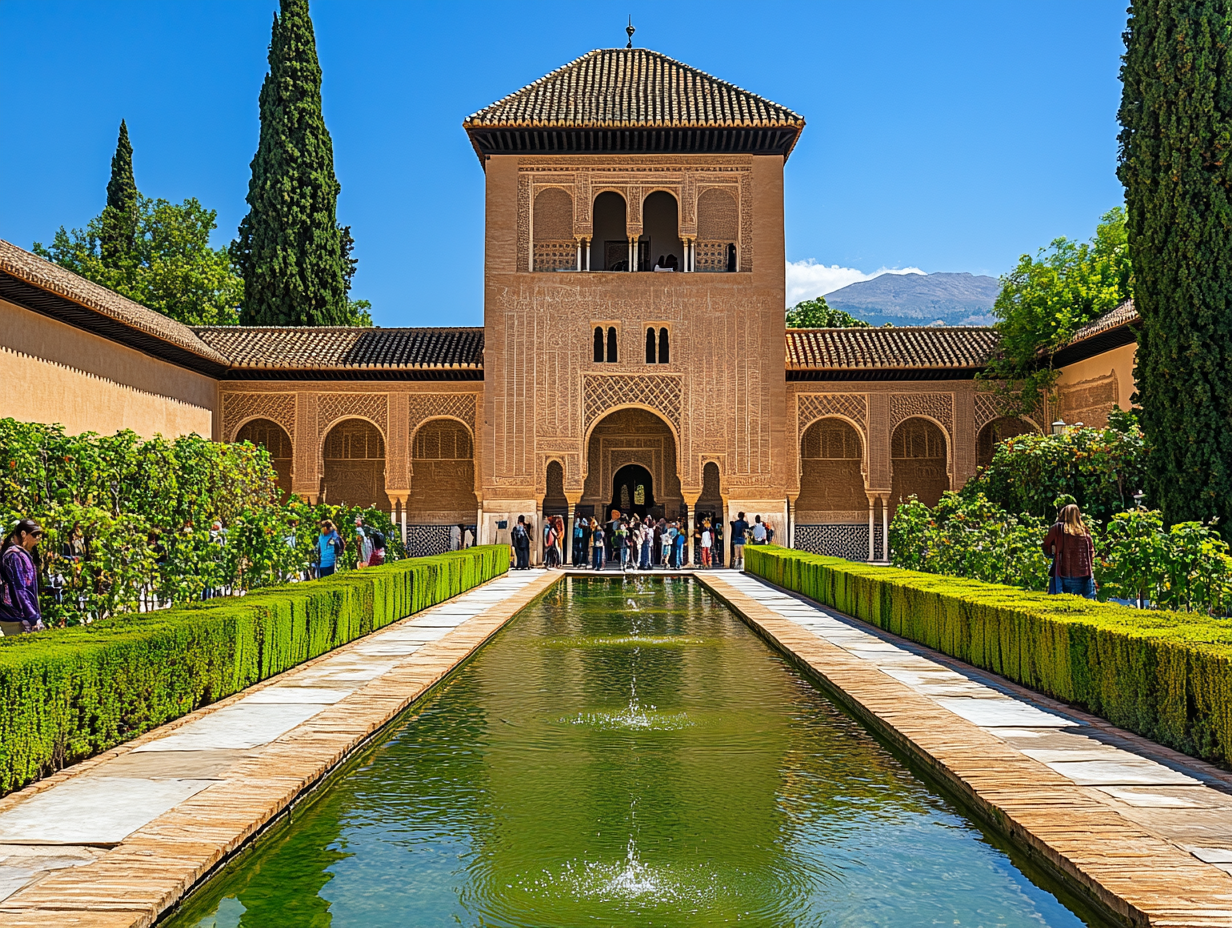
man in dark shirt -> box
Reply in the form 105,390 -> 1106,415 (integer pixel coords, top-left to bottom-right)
730,512 -> 750,569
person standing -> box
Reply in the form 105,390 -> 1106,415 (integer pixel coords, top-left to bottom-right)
572,514 -> 586,567
730,512 -> 750,569
765,518 -> 776,546
316,520 -> 343,578
463,525 -> 474,549
751,515 -> 768,546
700,521 -> 713,569
674,523 -> 687,569
615,520 -> 630,571
368,524 -> 387,567
512,515 -> 531,570
450,523 -> 462,552
1042,504 -> 1097,599
0,519 -> 45,632
590,519 -> 606,570
353,518 -> 373,570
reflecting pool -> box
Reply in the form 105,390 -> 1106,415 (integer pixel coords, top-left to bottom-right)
169,577 -> 1093,927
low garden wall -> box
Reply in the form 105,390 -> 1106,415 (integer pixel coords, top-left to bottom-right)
0,546 -> 508,796
746,546 -> 1232,769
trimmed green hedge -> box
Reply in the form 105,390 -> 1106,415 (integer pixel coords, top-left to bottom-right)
746,546 -> 1232,768
0,546 -> 507,795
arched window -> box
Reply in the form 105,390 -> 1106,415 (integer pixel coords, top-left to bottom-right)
594,327 -> 604,363
645,328 -> 656,364
658,328 -> 670,364
533,188 -> 574,271
593,192 -> 628,271
606,327 -> 618,363
641,191 -> 682,272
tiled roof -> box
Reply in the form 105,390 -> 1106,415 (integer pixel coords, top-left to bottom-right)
0,239 -> 228,366
193,326 -> 485,371
465,48 -> 804,131
1065,299 -> 1138,347
786,327 -> 1000,372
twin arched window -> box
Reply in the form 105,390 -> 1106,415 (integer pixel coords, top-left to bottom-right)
645,327 -> 670,364
594,326 -> 618,363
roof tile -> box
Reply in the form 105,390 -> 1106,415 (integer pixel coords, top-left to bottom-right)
193,326 -> 484,370
786,327 -> 999,371
464,48 -> 803,130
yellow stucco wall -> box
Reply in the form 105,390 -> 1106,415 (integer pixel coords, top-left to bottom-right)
0,297 -> 216,438
1054,342 -> 1137,427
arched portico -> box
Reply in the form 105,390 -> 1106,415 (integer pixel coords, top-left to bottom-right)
236,417 -> 293,500
580,407 -> 684,524
320,418 -> 389,509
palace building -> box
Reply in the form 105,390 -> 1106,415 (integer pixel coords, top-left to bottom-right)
0,48 -> 1138,562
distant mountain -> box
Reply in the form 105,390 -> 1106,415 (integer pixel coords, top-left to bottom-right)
824,272 -> 1001,327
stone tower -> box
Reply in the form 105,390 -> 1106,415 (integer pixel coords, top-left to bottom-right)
464,48 -> 804,554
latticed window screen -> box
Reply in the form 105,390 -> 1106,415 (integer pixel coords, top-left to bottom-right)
413,420 -> 473,460
324,421 -> 385,460
891,418 -> 947,459
634,485 -> 645,505
237,419 -> 292,458
801,420 -> 861,459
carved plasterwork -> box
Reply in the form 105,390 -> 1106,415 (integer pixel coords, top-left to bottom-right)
797,393 -> 868,435
517,157 -> 752,272
408,393 -> 477,437
890,392 -> 953,438
973,391 -> 1008,433
221,392 -> 296,443
317,393 -> 389,440
583,374 -> 682,436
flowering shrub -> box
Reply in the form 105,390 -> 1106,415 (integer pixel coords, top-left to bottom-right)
0,419 -> 404,626
889,492 -> 1051,590
890,492 -> 1232,615
975,408 -> 1147,525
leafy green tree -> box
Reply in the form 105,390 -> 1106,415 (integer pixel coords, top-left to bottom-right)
231,0 -> 368,326
981,208 -> 1132,414
785,296 -> 871,328
35,195 -> 243,326
100,120 -> 137,267
1118,0 -> 1232,531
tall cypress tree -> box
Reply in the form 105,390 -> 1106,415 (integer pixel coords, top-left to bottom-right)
100,120 -> 137,268
1118,2 -> 1232,528
232,0 -> 351,326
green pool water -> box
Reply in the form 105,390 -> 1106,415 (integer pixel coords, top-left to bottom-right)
169,577 -> 1095,928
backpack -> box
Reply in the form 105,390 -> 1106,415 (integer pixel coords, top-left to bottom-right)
370,529 -> 386,551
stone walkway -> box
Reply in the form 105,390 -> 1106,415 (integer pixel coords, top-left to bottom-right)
0,568 -> 555,928
699,569 -> 1232,927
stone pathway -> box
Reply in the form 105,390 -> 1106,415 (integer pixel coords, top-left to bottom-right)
700,569 -> 1232,927
0,568 -> 555,928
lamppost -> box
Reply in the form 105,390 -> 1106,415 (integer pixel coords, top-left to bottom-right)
1051,420 -> 1066,436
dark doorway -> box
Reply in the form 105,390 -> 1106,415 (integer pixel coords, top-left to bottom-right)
610,464 -> 654,521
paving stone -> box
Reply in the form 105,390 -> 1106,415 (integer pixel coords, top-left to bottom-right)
1095,786 -> 1219,809
240,687 -> 352,705
133,703 -> 327,752
95,750 -> 248,779
0,779 -> 218,845
932,696 -> 1076,728
1045,759 -> 1199,786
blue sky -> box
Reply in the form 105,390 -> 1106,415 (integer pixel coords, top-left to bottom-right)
0,1 -> 1128,326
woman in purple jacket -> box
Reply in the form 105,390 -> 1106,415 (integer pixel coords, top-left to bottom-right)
0,519 -> 45,632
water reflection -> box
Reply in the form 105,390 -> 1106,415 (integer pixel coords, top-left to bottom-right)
170,578 -> 1090,928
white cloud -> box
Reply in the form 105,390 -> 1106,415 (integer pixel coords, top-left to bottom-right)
785,260 -> 926,307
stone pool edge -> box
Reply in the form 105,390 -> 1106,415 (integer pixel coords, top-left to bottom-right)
0,570 -> 563,928
694,571 -> 1232,928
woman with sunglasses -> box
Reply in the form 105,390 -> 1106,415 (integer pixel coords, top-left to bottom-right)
0,519 -> 45,632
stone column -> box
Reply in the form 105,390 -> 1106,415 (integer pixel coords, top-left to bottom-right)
387,494 -> 408,546
866,494 -> 876,562
684,493 -> 700,566
787,494 -> 798,548
565,493 -> 581,566
881,494 -> 891,562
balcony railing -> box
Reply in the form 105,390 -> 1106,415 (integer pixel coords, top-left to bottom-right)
533,241 -> 577,272
695,241 -> 737,272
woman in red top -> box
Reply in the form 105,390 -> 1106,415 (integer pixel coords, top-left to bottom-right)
1042,504 -> 1096,599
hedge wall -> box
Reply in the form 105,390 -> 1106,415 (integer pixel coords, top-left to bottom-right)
0,546 -> 507,796
745,546 -> 1232,769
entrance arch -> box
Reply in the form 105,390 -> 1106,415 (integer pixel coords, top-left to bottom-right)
890,417 -> 949,514
977,416 -> 1035,468
321,418 -> 388,508
611,463 -> 655,520
236,418 -> 292,500
581,407 -> 683,522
